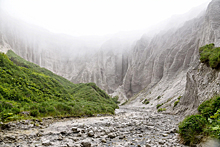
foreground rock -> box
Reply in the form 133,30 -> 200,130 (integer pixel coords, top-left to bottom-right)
0,106 -> 186,147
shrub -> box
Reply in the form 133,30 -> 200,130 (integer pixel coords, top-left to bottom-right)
12,107 -> 20,114
180,95 -> 220,144
112,96 -> 120,104
198,97 -> 219,119
174,100 -> 179,107
157,96 -> 161,99
156,103 -> 163,109
121,100 -> 128,105
142,99 -> 149,104
158,108 -> 166,112
85,110 -> 93,116
178,96 -> 182,100
178,114 -> 207,145
213,97 -> 220,112
30,110 -> 39,117
199,43 -> 220,68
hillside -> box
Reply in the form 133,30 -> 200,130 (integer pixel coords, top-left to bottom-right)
0,50 -> 118,122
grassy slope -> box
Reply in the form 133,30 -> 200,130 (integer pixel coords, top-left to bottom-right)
0,50 -> 118,122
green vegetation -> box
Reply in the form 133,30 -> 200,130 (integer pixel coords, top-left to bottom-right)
158,108 -> 166,112
179,115 -> 207,145
142,99 -> 149,104
157,96 -> 161,99
112,96 -> 120,104
174,100 -> 179,107
174,96 -> 182,108
179,96 -> 220,145
0,51 -> 118,122
121,100 -> 128,105
156,103 -> 163,109
199,43 -> 220,68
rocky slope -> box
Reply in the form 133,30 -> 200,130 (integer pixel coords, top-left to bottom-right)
0,0 -> 219,115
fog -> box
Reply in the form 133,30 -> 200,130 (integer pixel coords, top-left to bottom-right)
1,0 -> 211,37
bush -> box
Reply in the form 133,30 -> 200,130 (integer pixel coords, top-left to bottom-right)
180,95 -> 220,144
12,107 -> 20,114
179,114 -> 207,145
121,100 -> 128,105
178,96 -> 182,100
112,96 -> 120,104
156,103 -> 163,109
158,108 -> 166,112
142,99 -> 149,104
30,110 -> 39,117
174,100 -> 179,107
198,97 -> 220,119
199,43 -> 220,68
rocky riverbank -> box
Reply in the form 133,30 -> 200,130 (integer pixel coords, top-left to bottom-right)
0,106 -> 186,147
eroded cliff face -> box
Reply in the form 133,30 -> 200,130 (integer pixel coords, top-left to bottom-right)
127,0 -> 220,115
0,0 -> 219,114
175,0 -> 220,115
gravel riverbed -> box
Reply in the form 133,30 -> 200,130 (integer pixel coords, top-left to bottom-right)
0,106 -> 187,147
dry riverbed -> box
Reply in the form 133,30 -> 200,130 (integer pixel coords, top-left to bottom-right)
0,106 -> 187,147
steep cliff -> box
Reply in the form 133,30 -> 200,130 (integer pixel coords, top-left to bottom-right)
175,0 -> 220,115
127,0 -> 220,115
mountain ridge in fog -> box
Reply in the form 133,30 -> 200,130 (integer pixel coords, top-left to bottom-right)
1,0 -> 220,116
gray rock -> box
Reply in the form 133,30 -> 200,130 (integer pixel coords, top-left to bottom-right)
72,127 -> 80,133
81,141 -> 91,147
101,138 -> 107,143
42,140 -> 51,146
61,131 -> 67,135
169,128 -> 177,133
87,130 -> 94,137
105,129 -> 110,135
162,134 -> 169,137
158,140 -> 165,145
108,133 -> 116,138
119,135 -> 125,139
72,143 -> 81,147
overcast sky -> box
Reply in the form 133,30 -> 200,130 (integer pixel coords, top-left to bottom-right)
1,0 -> 212,36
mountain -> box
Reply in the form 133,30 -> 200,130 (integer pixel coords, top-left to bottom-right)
0,0 -> 220,116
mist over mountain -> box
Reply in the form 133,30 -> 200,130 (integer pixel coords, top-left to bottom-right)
0,0 -> 220,116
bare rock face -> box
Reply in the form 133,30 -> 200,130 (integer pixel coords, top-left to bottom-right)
174,0 -> 220,115
69,37 -> 133,94
124,0 -> 220,114
122,13 -> 205,103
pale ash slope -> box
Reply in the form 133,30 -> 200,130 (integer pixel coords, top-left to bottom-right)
127,0 -> 220,115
